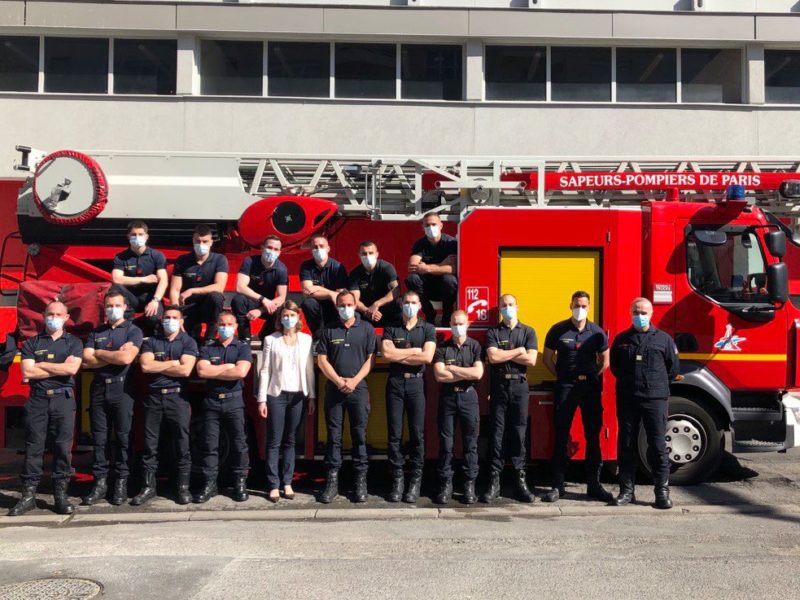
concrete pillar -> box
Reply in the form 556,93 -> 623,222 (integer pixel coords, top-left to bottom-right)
176,34 -> 198,96
465,39 -> 483,102
745,43 -> 765,105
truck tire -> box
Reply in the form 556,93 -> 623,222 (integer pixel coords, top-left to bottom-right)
637,396 -> 724,485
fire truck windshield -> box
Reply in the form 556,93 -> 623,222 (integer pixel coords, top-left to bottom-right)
686,228 -> 770,307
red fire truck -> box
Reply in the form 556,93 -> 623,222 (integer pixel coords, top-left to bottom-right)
1,147 -> 800,485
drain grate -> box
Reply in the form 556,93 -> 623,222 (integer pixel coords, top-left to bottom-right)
0,578 -> 102,599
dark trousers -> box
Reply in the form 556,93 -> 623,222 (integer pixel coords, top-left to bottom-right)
183,292 -> 224,340
385,376 -> 426,471
488,379 -> 530,472
551,379 -> 603,476
301,297 -> 339,337
230,294 -> 277,341
265,391 -> 305,490
324,383 -> 370,473
200,393 -> 249,480
141,389 -> 191,475
21,390 -> 76,485
437,389 -> 480,480
405,273 -> 458,323
360,299 -> 402,328
89,378 -> 134,479
119,286 -> 162,335
617,395 -> 669,484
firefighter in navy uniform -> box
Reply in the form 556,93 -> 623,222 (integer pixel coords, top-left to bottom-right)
432,310 -> 484,505
349,240 -> 401,328
195,310 -> 253,503
380,291 -> 436,503
610,297 -> 680,510
317,290 -> 378,504
300,235 -> 349,336
483,293 -> 538,504
134,305 -> 198,506
81,288 -> 143,506
541,291 -> 613,504
9,301 -> 83,517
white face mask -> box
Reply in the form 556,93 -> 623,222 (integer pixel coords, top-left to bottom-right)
572,307 -> 588,322
194,243 -> 210,257
338,305 -> 355,321
402,302 -> 420,319
162,318 -> 180,334
129,235 -> 147,249
106,306 -> 125,322
424,224 -> 440,239
262,249 -> 280,264
451,324 -> 468,338
312,248 -> 328,263
360,254 -> 377,269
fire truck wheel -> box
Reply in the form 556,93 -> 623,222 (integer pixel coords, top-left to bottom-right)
637,396 -> 724,485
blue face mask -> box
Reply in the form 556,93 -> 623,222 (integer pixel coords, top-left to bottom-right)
106,306 -> 124,322
45,316 -> 64,332
281,315 -> 298,330
632,314 -> 651,330
129,235 -> 147,249
402,303 -> 420,319
218,325 -> 235,341
262,249 -> 280,264
500,306 -> 517,321
194,243 -> 210,257
338,305 -> 355,321
162,318 -> 180,334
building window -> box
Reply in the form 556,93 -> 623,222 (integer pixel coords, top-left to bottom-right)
681,49 -> 741,104
551,46 -> 611,102
484,45 -> 545,101
44,37 -> 108,94
200,40 -> 262,96
113,39 -> 176,95
616,48 -> 676,102
401,44 -> 462,101
268,42 -> 329,98
0,37 -> 39,92
335,43 -> 395,99
765,50 -> 800,104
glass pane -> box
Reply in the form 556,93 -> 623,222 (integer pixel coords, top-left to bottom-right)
200,40 -> 262,96
401,44 -> 462,101
765,50 -> 800,104
485,45 -> 545,101
114,39 -> 176,95
335,43 -> 395,99
268,42 -> 329,98
0,36 -> 39,92
681,49 -> 741,104
616,47 -> 676,102
44,37 -> 108,93
551,46 -> 611,102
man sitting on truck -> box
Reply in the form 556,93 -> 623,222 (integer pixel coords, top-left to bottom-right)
348,240 -> 401,328
300,235 -> 348,336
111,220 -> 168,335
169,224 -> 229,345
405,212 -> 458,326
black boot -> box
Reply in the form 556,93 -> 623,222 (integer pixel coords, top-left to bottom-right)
194,478 -> 218,504
110,477 -> 128,506
387,469 -> 404,503
176,471 -> 192,506
319,470 -> 339,504
131,471 -> 157,506
82,477 -> 108,506
203,323 -> 218,346
232,474 -> 249,502
353,471 -> 368,503
462,479 -> 477,505
481,470 -> 501,503
612,477 -> 636,506
541,474 -> 565,503
514,469 -> 535,503
586,463 -> 614,503
53,479 -> 74,515
403,470 -> 422,504
8,483 -> 37,517
654,479 -> 673,510
434,478 -> 453,505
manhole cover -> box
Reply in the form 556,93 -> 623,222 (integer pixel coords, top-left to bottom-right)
0,578 -> 102,599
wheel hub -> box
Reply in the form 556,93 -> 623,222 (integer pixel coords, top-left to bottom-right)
665,416 -> 703,464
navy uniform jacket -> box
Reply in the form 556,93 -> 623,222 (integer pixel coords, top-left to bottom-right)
140,332 -> 198,390
85,320 -> 144,380
21,332 -> 83,394
610,326 -> 679,399
199,339 -> 252,395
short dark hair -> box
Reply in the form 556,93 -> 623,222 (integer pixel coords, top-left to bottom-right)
262,235 -> 282,248
359,240 -> 377,250
402,290 -> 420,303
104,287 -> 127,304
571,290 -> 590,303
193,224 -> 213,237
217,310 -> 236,322
126,220 -> 148,234
163,305 -> 183,317
336,290 -> 355,305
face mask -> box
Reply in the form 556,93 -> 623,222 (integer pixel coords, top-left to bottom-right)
106,306 -> 124,322
402,303 -> 420,318
262,249 -> 280,264
194,243 -> 210,257
218,325 -> 235,340
45,316 -> 64,333
338,305 -> 355,321
281,315 -> 298,330
312,248 -> 328,263
451,324 -> 468,338
360,254 -> 377,269
632,314 -> 651,330
162,318 -> 180,334
424,225 -> 440,239
129,235 -> 146,249
571,307 -> 588,322
500,306 -> 517,321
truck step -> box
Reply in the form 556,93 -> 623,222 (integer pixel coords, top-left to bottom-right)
732,407 -> 784,422
732,439 -> 786,453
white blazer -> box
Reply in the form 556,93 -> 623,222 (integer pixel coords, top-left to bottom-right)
257,331 -> 315,402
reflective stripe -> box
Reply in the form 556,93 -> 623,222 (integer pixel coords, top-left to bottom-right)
680,353 -> 787,362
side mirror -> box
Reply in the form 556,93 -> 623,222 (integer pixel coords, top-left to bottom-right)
767,262 -> 789,304
779,180 -> 800,199
765,230 -> 786,259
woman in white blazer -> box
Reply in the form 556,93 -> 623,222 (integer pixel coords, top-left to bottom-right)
257,300 -> 315,502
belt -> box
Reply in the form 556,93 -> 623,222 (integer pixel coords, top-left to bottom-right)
102,376 -> 126,385
209,391 -> 242,400
42,388 -> 71,397
499,373 -> 526,381
447,385 -> 474,394
392,372 -> 424,379
563,374 -> 596,383
157,387 -> 181,395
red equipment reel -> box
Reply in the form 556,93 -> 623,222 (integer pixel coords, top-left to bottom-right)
238,195 -> 338,250
32,150 -> 108,226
